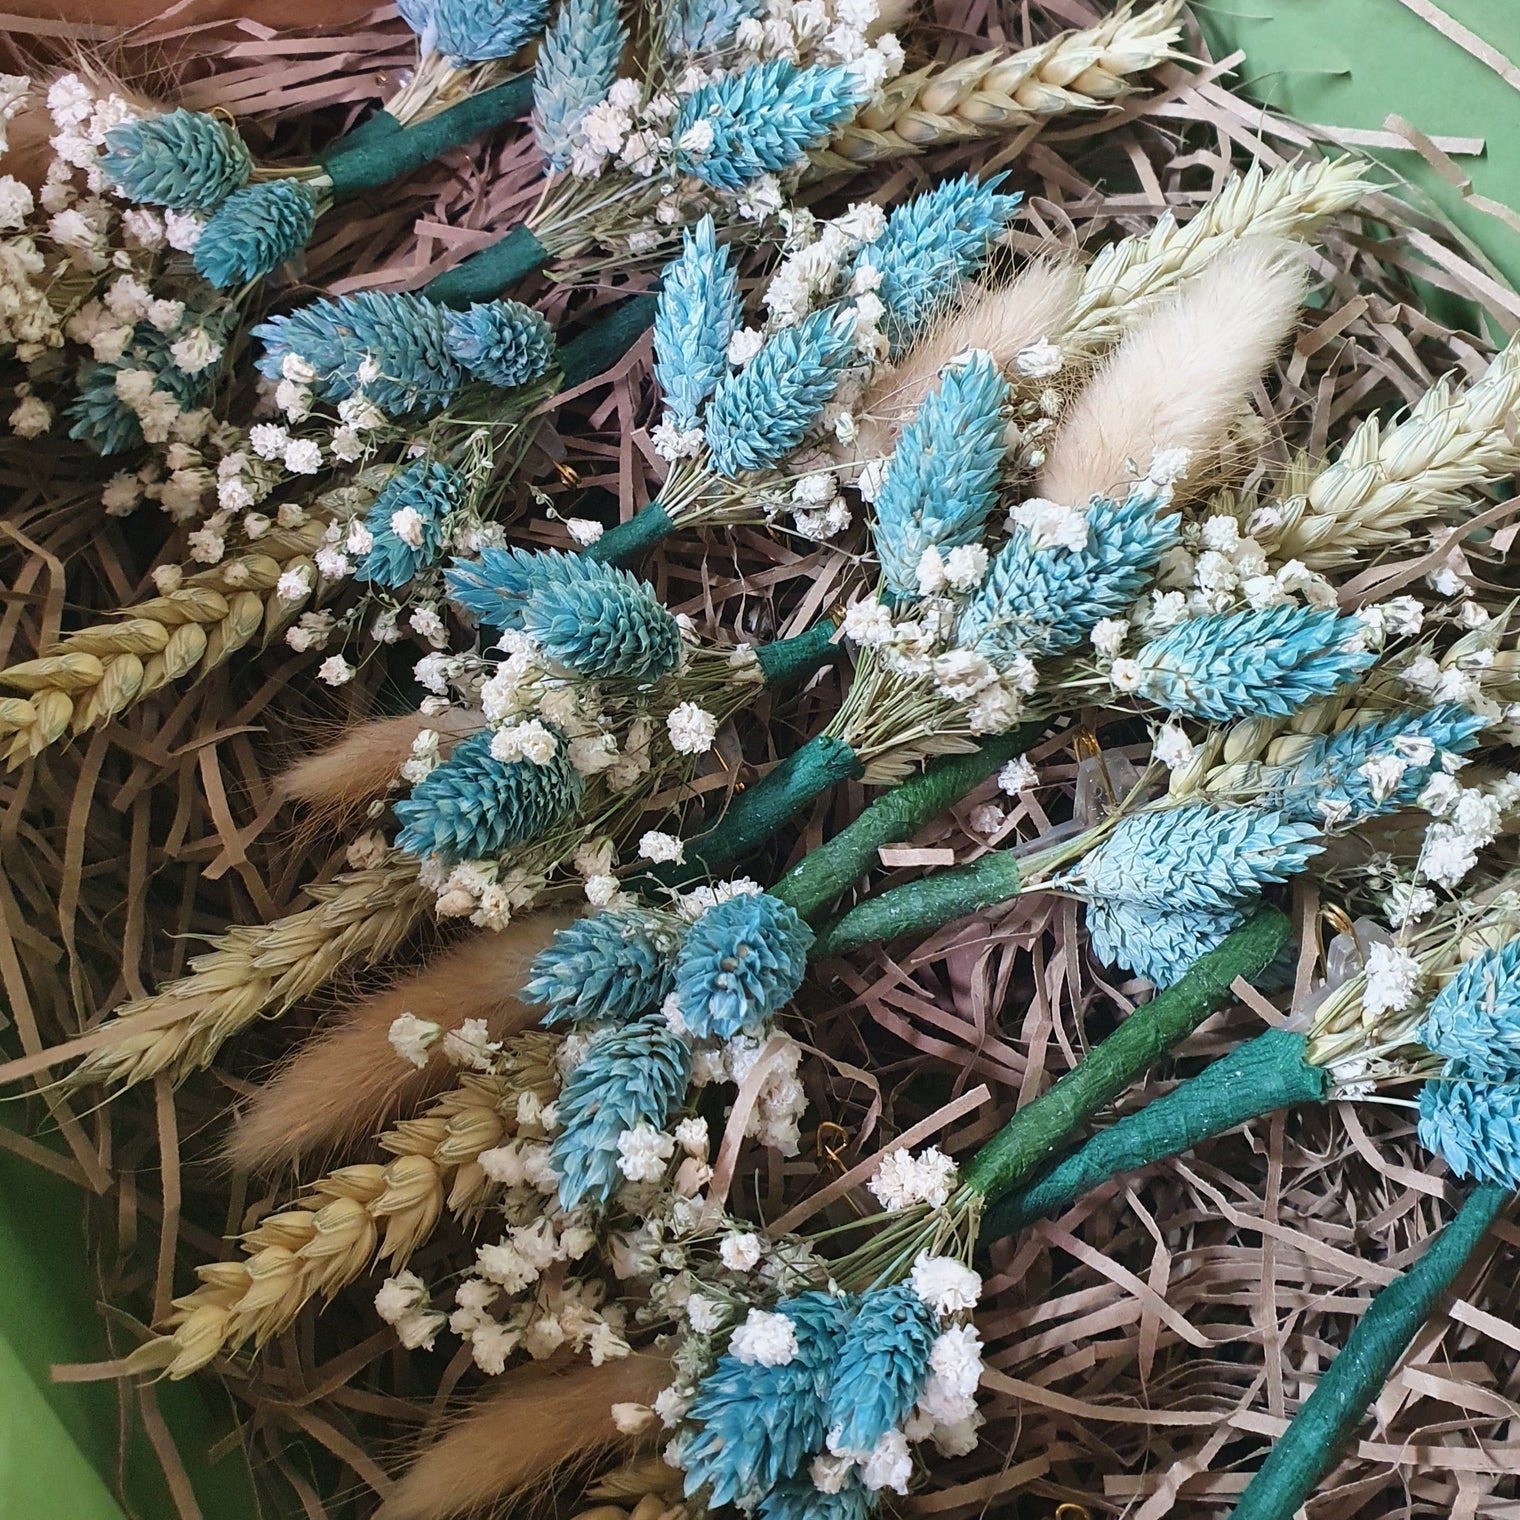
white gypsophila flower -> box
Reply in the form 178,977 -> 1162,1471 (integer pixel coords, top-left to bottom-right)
928,1322 -> 984,1396
345,520 -> 375,556
101,472 -> 140,515
316,654 -> 354,687
1147,447 -> 1192,485
909,1252 -> 981,1315
1011,497 -> 1089,552
373,1269 -> 427,1324
1153,723 -> 1195,770
859,1429 -> 912,1494
650,420 -> 706,461
728,1308 -> 799,1367
667,701 -> 717,754
720,1232 -> 764,1273
917,1374 -> 977,1427
673,1115 -> 709,1157
1386,881 -> 1437,929
685,1294 -> 723,1335
442,1017 -> 495,1070
8,395 -> 51,438
389,505 -> 426,547
275,378 -> 311,421
249,422 -> 288,460
565,517 -> 604,546
475,1240 -> 538,1293
1362,941 -> 1423,1019
395,1307 -> 446,1350
968,802 -> 1005,836
1089,617 -> 1129,658
932,649 -> 998,702
170,328 -> 222,375
998,756 -> 1038,795
1454,789 -> 1503,845
638,830 -> 685,864
616,1124 -> 675,1183
344,829 -> 387,870
868,1145 -> 959,1212
727,326 -> 765,367
185,526 -> 224,564
942,543 -> 988,593
1420,822 -> 1479,888
388,1012 -> 440,1069
1013,339 -> 1062,378
810,1452 -> 854,1495
1357,754 -> 1410,805
1108,657 -> 1143,694
929,1412 -> 983,1457
915,544 -> 948,596
284,438 -> 322,475
491,719 -> 559,766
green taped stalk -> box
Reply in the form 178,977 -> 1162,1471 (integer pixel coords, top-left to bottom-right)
581,501 -> 677,566
321,76 -> 532,200
1230,1180 -> 1510,1520
772,727 -> 1043,921
425,223 -> 553,308
981,1029 -> 1330,1239
960,908 -> 1291,1201
557,297 -> 657,390
754,620 -> 841,692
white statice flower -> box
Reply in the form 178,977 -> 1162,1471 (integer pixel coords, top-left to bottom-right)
859,1429 -> 912,1494
998,756 -> 1038,795
441,1017 -> 495,1070
650,420 -> 706,461
1420,822 -> 1479,888
283,438 -> 322,475
810,1452 -> 854,1495
941,543 -> 988,593
491,719 -> 559,766
1362,941 -> 1423,1018
1153,723 -> 1195,770
317,655 -> 354,686
1088,616 -> 1129,658
638,830 -> 685,864
667,702 -> 717,754
249,423 -> 289,460
1013,338 -> 1062,378
1010,496 -> 1089,552
720,1232 -> 764,1273
729,1308 -> 799,1367
374,1269 -> 427,1324
726,326 -> 765,367
388,1012 -> 440,1069
616,1125 -> 676,1183
169,327 -> 222,375
8,395 -> 51,438
968,802 -> 1005,836
909,1252 -> 981,1315
869,1145 -> 960,1211
1147,447 -> 1192,485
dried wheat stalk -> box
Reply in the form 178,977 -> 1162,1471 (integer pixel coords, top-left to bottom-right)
814,0 -> 1183,171
0,520 -> 326,764
1267,336 -> 1520,570
66,854 -> 428,1091
126,1055 -> 557,1380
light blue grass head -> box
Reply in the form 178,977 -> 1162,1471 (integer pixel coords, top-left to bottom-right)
654,216 -> 742,432
823,1284 -> 938,1455
1417,1074 -> 1520,1188
101,109 -> 252,211
193,180 -> 317,288
550,1011 -> 692,1208
1085,898 -> 1249,988
673,891 -> 813,1039
522,909 -> 680,1025
355,459 -> 468,589
443,300 -> 556,389
1419,939 -> 1520,1083
532,0 -> 626,169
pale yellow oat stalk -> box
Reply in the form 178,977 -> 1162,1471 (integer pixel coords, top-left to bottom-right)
0,520 -> 327,765
1267,336 -> 1520,570
126,1053 -> 557,1380
65,854 -> 429,1091
814,1 -> 1184,171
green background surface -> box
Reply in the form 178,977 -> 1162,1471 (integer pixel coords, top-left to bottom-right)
7,2 -> 1520,1515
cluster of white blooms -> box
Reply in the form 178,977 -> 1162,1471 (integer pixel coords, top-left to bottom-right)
417,853 -> 546,929
729,1307 -> 800,1365
373,1269 -> 447,1351
454,1263 -> 630,1374
1413,766 -> 1518,890
565,77 -> 680,181
386,1012 -> 499,1069
789,467 -> 853,540
916,542 -> 989,597
732,0 -> 906,94
998,755 -> 1040,795
1007,496 -> 1089,552
764,201 -> 887,328
667,700 -> 718,754
1361,940 -> 1424,1019
868,1144 -> 960,1211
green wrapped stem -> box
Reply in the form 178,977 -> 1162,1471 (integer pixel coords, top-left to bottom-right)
772,727 -> 1044,922
1230,1180 -> 1510,1520
981,1029 -> 1330,1239
321,77 -> 532,199
962,908 -> 1292,1200
325,108 -> 403,157
644,734 -> 865,893
755,620 -> 840,692
581,501 -> 677,566
810,847 -> 1026,958
425,222 -> 552,308
557,297 -> 658,390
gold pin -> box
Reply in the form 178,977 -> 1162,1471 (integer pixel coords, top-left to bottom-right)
552,461 -> 581,486
815,1121 -> 850,1174
1055,1505 -> 1093,1520
1321,903 -> 1363,963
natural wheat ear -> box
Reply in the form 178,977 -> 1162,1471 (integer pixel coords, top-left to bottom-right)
374,1355 -> 671,1520
226,910 -> 574,1175
1037,237 -> 1309,506
277,708 -> 485,822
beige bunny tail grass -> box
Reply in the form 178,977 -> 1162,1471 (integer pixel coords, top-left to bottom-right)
61,855 -> 430,1093
375,1355 -> 672,1520
1064,157 -> 1372,357
226,910 -> 575,1174
126,1054 -> 559,1381
1038,239 -> 1308,505
277,709 -> 485,821
851,262 -> 1083,464
814,0 -> 1184,172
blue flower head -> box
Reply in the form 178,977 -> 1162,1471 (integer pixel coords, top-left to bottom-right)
873,352 -> 1009,601
192,179 -> 317,288
654,216 -> 741,431
1065,803 -> 1322,916
758,1475 -> 874,1520
960,484 -> 1177,661
550,1012 -> 692,1208
443,300 -> 556,388
823,1285 -> 938,1455
532,0 -> 626,169
446,548 -> 682,681
674,60 -> 866,190
394,729 -> 582,865
1419,940 -> 1520,1082
674,891 -> 813,1039
705,307 -> 857,477
1418,1074 -> 1520,1188
428,0 -> 550,62
1270,704 -> 1487,828
253,292 -> 462,416
1086,898 -> 1247,987
101,109 -> 252,211
682,1291 -> 856,1507
355,459 -> 468,589
665,0 -> 764,54
1123,605 -> 1375,723
521,910 -> 680,1024
854,175 -> 1023,355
